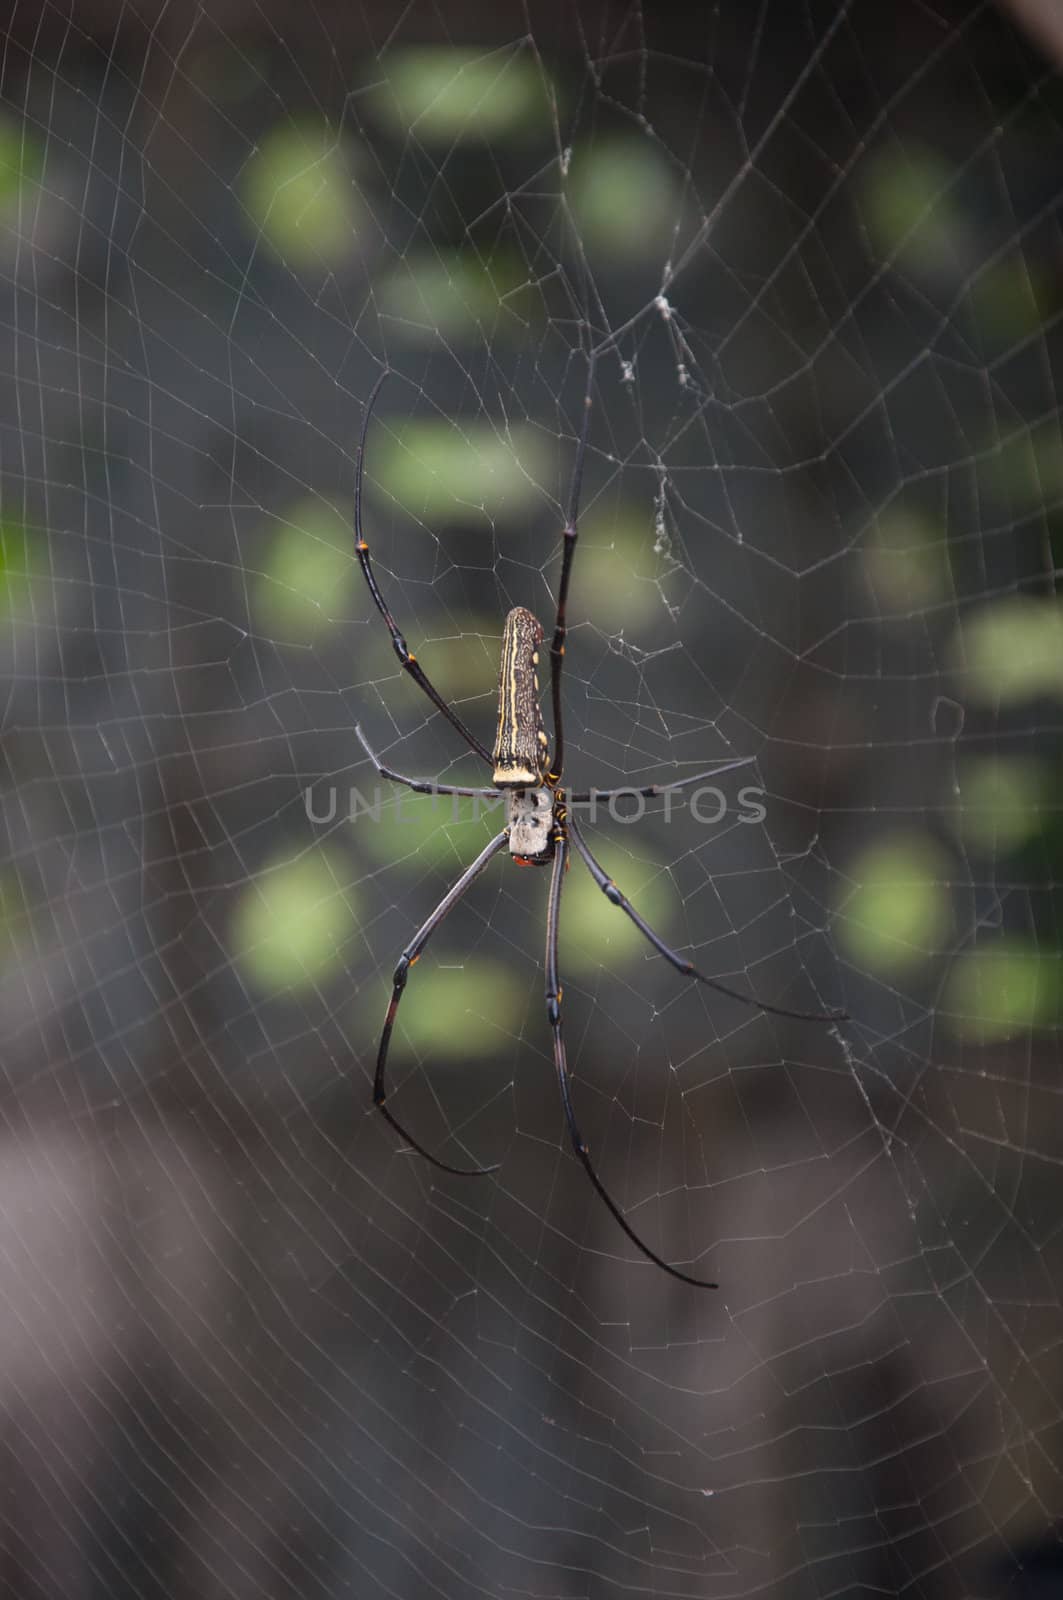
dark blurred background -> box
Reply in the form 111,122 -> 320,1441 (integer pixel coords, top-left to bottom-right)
0,1 -> 1060,1595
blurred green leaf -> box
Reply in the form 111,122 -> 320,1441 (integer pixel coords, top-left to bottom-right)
377,250 -> 530,344
864,506 -> 951,612
862,144 -> 962,275
567,136 -> 678,261
951,756 -> 1047,853
837,835 -> 952,975
368,417 -> 550,528
393,956 -> 527,1058
253,498 -> 353,641
233,850 -> 357,991
942,938 -> 1059,1043
242,121 -> 361,266
377,47 -> 550,142
951,596 -> 1063,706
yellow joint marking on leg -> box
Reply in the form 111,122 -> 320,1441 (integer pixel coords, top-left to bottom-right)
409,954 -> 420,966
356,540 -> 368,551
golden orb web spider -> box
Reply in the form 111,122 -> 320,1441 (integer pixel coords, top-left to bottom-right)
354,366 -> 846,1289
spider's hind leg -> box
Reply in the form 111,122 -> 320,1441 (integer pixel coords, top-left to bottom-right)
543,832 -> 718,1289
373,829 -> 510,1176
566,813 -> 847,1025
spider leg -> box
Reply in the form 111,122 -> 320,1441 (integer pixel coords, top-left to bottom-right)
355,372 -> 493,765
356,725 -> 503,799
547,356 -> 596,785
566,813 -> 847,1024
545,832 -> 718,1289
567,755 -> 755,804
375,829 -> 510,1176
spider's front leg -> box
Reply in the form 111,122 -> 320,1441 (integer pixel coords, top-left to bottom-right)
354,371 -> 493,764
356,725 -> 502,800
546,360 -> 596,785
566,754 -> 755,806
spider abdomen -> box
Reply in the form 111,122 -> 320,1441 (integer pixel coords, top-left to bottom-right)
492,606 -> 548,788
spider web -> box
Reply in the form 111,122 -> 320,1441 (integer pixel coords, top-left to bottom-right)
0,1 -> 1060,1596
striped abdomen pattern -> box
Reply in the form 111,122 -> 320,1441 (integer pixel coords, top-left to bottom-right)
492,606 -> 548,787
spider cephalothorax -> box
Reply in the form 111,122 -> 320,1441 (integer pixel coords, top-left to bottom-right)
504,784 -> 556,865
353,367 -> 845,1289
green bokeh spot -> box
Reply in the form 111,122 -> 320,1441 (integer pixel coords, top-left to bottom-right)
0,520 -> 44,619
354,788 -> 502,871
567,137 -> 678,260
952,756 -> 1046,853
0,116 -> 44,209
837,835 -> 951,975
560,839 -> 671,978
968,253 -> 1046,343
406,624 -> 499,698
862,145 -> 960,275
573,507 -> 667,634
393,956 -> 527,1059
379,47 -> 549,142
355,621 -> 498,752
369,418 -> 549,528
243,122 -> 360,266
978,422 -> 1063,512
0,873 -> 28,962
952,597 -> 1063,706
943,939 -> 1058,1043
233,849 -> 357,991
377,250 -> 529,344
253,498 -> 353,641
864,506 -> 951,612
